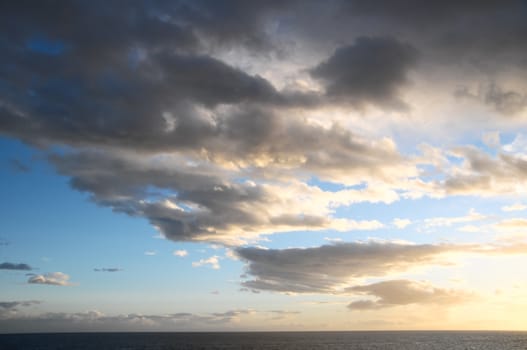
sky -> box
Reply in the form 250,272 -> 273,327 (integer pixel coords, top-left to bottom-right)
2,0 -> 527,333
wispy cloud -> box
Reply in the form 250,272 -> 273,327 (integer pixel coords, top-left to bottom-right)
502,203 -> 527,212
173,250 -> 188,257
192,256 -> 220,270
392,218 -> 411,229
94,268 -> 122,272
347,280 -> 472,310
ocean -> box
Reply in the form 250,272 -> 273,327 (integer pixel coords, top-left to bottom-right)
1,331 -> 526,349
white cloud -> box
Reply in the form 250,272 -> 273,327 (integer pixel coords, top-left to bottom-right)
144,251 -> 157,256
27,272 -> 73,286
192,256 -> 220,270
392,218 -> 411,229
494,218 -> 527,232
173,250 -> 188,257
501,203 -> 527,212
458,225 -> 481,233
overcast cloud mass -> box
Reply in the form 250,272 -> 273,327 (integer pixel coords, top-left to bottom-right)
2,0 -> 527,332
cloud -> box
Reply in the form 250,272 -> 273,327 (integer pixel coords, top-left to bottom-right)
50,150 -> 396,244
27,272 -> 73,286
192,256 -> 220,270
310,36 -> 418,109
0,262 -> 32,271
237,240 -> 527,294
94,268 -> 122,272
144,251 -> 157,256
344,0 -> 527,67
173,250 -> 189,257
0,307 -> 298,332
423,209 -> 486,228
392,218 -> 411,229
236,241 -> 462,293
347,279 -> 472,310
493,218 -> 527,234
455,83 -> 527,115
0,300 -> 40,318
442,146 -> 527,196
502,203 -> 527,212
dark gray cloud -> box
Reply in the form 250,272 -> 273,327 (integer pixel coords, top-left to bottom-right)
236,241 -> 460,293
0,262 -> 32,271
343,0 -> 527,67
347,279 -> 471,310
94,268 -> 122,272
0,1 -> 303,153
311,37 -> 418,109
176,0 -> 296,50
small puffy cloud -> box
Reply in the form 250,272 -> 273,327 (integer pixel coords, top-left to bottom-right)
502,203 -> 527,212
392,218 -> 411,229
347,279 -> 472,310
173,250 -> 188,257
27,272 -> 73,286
192,256 -> 220,270
0,262 -> 32,271
94,268 -> 122,272
458,225 -> 481,233
144,251 -> 157,256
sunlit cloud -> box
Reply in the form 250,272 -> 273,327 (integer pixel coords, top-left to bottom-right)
27,272 -> 74,286
173,250 -> 189,257
192,256 -> 221,270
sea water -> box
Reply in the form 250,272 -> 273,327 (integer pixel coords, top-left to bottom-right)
1,331 -> 527,350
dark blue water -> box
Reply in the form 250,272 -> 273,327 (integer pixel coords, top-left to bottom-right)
1,331 -> 527,349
